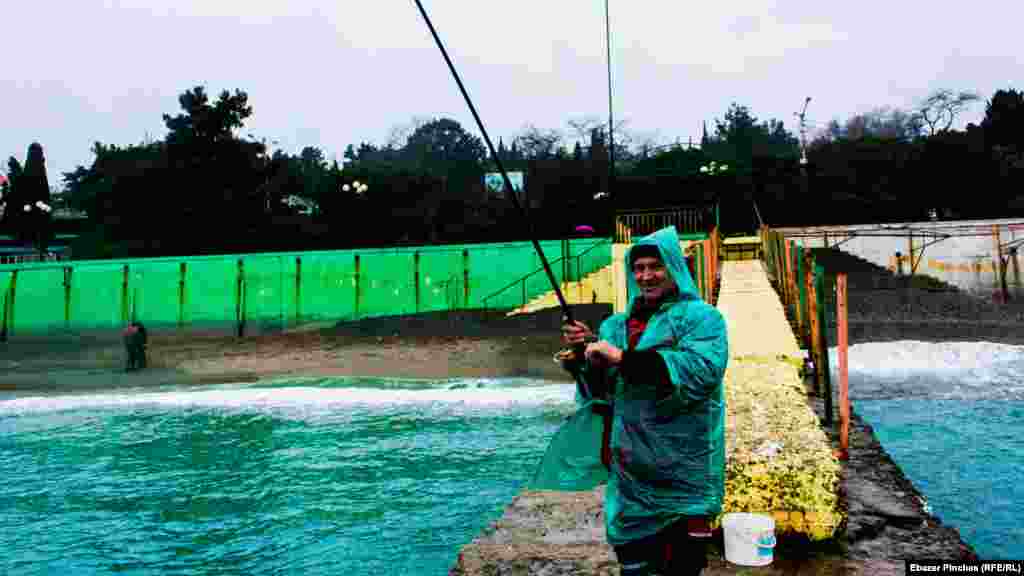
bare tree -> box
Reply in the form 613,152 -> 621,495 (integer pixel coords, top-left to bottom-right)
845,107 -> 923,140
631,130 -> 663,159
811,107 -> 923,147
913,89 -> 981,135
386,116 -> 433,149
808,119 -> 844,149
565,116 -> 633,156
844,115 -> 869,140
514,124 -> 564,159
566,116 -> 605,145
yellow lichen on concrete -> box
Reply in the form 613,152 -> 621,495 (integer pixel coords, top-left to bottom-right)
716,260 -> 842,540
722,359 -> 844,537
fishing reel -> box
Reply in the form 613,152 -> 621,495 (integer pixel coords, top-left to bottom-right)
553,334 -> 599,364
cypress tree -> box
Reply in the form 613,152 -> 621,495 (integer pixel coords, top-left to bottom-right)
21,143 -> 50,206
18,143 -> 52,249
2,157 -> 23,229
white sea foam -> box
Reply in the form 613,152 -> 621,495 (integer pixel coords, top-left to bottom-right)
0,378 -> 577,418
827,340 -> 1024,400
5,340 -> 1021,417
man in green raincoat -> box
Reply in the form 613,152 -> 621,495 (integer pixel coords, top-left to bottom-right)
532,225 -> 729,576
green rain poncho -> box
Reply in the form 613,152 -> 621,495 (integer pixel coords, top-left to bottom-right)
530,225 -> 729,546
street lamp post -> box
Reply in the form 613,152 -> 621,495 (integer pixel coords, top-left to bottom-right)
605,0 -> 615,207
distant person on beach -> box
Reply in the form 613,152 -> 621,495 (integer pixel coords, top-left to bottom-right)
546,226 -> 729,576
123,322 -> 148,371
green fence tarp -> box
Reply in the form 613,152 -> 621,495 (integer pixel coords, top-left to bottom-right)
0,239 -> 613,337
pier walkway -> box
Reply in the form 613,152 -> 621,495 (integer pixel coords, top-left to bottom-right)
717,259 -> 803,360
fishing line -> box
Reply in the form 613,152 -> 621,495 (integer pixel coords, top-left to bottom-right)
411,0 -> 596,394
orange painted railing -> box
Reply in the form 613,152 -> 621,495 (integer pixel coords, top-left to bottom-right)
760,224 -> 850,461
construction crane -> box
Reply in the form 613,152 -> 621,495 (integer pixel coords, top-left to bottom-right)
795,97 -> 812,166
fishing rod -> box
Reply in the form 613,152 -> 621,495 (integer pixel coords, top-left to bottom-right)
411,1 -> 595,365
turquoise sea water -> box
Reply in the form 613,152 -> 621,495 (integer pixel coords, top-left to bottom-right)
0,377 -> 576,575
854,399 -> 1024,559
830,340 -> 1024,560
3,340 -> 1022,573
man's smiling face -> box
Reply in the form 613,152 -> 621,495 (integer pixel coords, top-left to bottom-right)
632,255 -> 674,302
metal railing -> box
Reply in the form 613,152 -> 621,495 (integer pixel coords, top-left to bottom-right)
481,239 -> 612,312
615,205 -> 714,243
0,252 -> 66,265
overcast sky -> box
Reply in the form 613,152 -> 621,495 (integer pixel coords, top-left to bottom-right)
2,0 -> 1020,185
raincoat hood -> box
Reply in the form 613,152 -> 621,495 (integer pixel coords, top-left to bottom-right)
624,226 -> 699,316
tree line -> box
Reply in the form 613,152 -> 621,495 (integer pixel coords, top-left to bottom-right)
1,85 -> 1022,258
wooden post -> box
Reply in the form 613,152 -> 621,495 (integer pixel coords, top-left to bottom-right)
463,249 -> 470,308
793,241 -> 802,328
769,230 -> 778,284
784,240 -> 794,318
837,273 -> 850,461
805,251 -> 819,392
785,240 -> 796,321
122,265 -> 130,325
716,231 -> 721,292
797,244 -> 808,347
702,241 -> 708,301
710,232 -> 717,301
775,233 -> 785,296
707,236 -> 714,301
413,252 -> 421,314
295,256 -> 302,327
709,236 -> 715,299
1011,247 -> 1021,288
994,225 -> 1009,302
697,242 -> 706,301
63,266 -> 73,330
704,239 -> 712,302
697,241 -> 705,301
354,254 -> 362,318
907,231 -> 915,278
236,259 -> 246,338
0,270 -> 16,341
775,233 -> 782,288
816,264 -> 834,425
178,262 -> 187,329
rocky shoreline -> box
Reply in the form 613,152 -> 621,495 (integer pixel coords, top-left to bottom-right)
807,388 -> 979,564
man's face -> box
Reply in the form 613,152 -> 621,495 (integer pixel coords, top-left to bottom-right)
632,255 -> 673,301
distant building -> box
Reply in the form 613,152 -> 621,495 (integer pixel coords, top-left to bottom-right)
283,195 -> 319,215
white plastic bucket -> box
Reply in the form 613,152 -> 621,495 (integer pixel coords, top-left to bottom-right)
721,513 -> 776,566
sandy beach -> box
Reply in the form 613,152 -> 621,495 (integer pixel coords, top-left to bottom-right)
0,305 -> 612,394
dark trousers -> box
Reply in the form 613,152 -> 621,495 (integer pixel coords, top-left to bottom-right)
613,519 -> 709,576
126,344 -> 146,371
